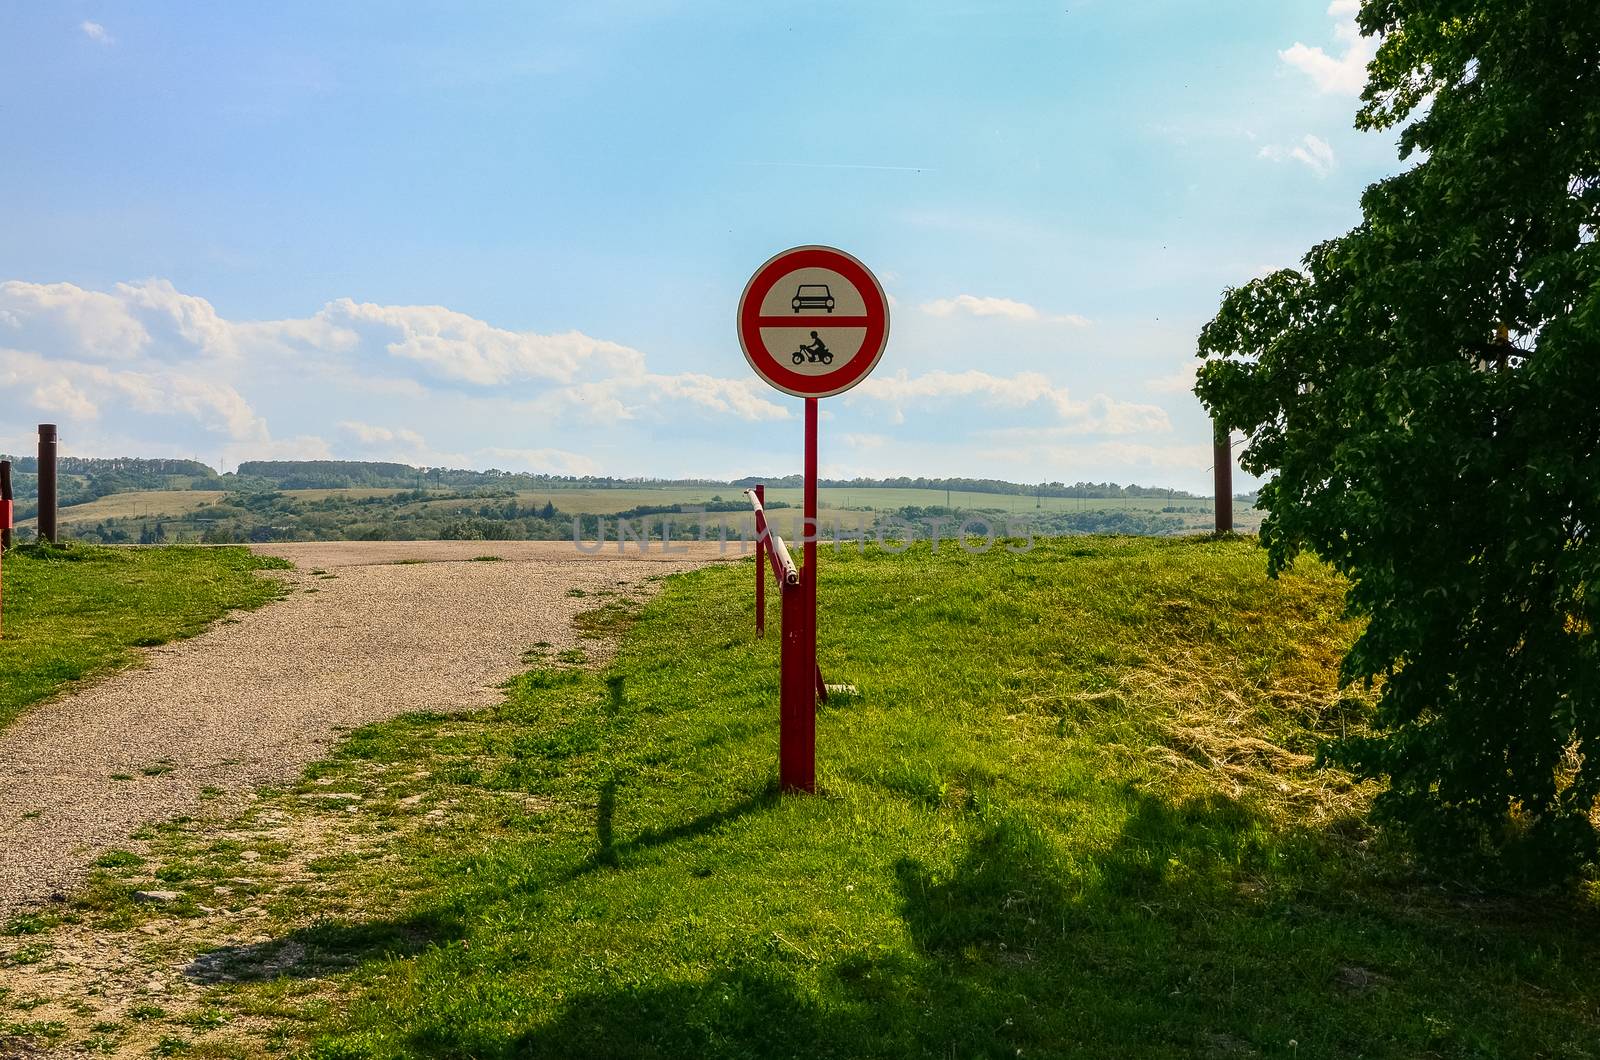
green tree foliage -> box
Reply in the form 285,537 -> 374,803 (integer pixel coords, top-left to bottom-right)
1196,0 -> 1599,878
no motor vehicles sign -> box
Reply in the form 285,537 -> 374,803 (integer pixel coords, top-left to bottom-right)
737,245 -> 890,398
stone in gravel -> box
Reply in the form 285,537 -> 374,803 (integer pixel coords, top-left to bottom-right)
239,851 -> 260,861
132,889 -> 182,903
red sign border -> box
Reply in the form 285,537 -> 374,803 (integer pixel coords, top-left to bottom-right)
737,245 -> 890,399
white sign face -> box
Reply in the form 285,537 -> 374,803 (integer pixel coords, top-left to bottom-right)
737,246 -> 890,399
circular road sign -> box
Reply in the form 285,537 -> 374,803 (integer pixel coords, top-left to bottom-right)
738,245 -> 890,399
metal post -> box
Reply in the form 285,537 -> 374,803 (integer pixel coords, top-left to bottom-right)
0,459 -> 10,638
779,576 -> 810,792
1,459 -> 12,552
782,398 -> 820,794
1213,420 -> 1233,534
38,424 -> 58,545
754,484 -> 766,637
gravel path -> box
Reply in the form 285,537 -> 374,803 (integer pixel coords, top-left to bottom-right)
0,540 -> 730,918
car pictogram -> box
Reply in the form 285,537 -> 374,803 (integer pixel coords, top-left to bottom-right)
792,284 -> 835,313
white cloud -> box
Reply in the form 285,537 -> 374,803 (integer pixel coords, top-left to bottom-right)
0,282 -> 652,389
338,420 -> 427,448
119,279 -> 241,359
28,375 -> 100,421
0,280 -> 150,360
1144,364 -> 1199,394
533,372 -> 789,424
80,21 -> 113,45
0,348 -> 267,440
1259,134 -> 1337,176
840,432 -> 891,451
854,369 -> 1170,434
0,278 -> 779,431
1279,1 -> 1377,95
313,300 -> 645,387
919,294 -> 1091,327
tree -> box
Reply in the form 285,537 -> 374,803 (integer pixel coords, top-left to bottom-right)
439,519 -> 488,541
1196,0 -> 1600,879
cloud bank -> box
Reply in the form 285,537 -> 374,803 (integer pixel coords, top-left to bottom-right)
0,277 -> 1185,483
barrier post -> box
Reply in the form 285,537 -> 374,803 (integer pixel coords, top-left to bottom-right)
779,569 -> 812,792
747,484 -> 820,791
754,484 -> 766,637
0,459 -> 10,639
38,424 -> 58,545
783,398 -> 818,793
1,459 -> 12,551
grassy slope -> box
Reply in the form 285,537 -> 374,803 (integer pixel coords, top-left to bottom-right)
0,544 -> 288,729
231,537 -> 1596,1059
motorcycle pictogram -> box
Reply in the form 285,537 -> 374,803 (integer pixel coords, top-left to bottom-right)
791,331 -> 834,365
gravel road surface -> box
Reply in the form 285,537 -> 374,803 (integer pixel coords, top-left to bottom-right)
0,540 -> 730,918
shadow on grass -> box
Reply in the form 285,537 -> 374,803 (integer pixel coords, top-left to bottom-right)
375,788 -> 1600,1059
566,781 -> 780,880
404,971 -> 837,1060
184,908 -> 462,984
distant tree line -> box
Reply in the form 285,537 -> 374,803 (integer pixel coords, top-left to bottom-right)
740,474 -> 1198,499
3,454 -> 1205,518
0,454 -> 221,512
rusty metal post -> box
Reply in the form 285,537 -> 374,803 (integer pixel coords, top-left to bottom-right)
38,424 -> 59,545
1213,420 -> 1233,534
754,484 -> 766,637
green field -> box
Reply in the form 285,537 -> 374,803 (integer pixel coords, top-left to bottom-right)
21,489 -> 406,528
0,544 -> 288,729
27,485 -> 1259,541
43,538 -> 1597,1058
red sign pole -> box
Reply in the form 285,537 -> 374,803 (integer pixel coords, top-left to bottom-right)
738,246 -> 888,796
781,398 -> 818,793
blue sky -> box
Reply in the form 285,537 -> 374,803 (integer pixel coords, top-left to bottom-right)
1,1 -> 1394,492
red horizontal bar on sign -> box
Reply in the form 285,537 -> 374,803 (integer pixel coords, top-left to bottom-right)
755,316 -> 873,328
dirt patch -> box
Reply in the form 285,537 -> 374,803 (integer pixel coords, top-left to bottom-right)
0,541 -> 727,919
0,540 -> 733,1056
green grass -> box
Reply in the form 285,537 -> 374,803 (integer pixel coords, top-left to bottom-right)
169,536 -> 1593,1059
0,543 -> 289,729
